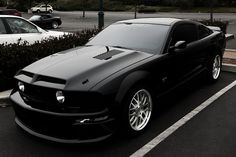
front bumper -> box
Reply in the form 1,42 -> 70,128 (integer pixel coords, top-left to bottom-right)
10,91 -> 115,143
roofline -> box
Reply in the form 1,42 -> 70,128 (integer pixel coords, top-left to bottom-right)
116,18 -> 183,26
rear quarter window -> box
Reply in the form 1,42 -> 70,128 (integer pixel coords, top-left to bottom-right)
198,25 -> 213,39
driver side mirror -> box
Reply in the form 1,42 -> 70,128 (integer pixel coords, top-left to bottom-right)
169,41 -> 187,53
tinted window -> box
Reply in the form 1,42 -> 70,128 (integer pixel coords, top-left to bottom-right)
87,23 -> 170,54
42,15 -> 51,19
198,25 -> 213,39
170,23 -> 198,46
29,15 -> 41,21
0,19 -> 6,34
6,18 -> 39,34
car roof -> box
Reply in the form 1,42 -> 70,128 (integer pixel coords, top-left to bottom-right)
0,15 -> 21,18
116,18 -> 184,26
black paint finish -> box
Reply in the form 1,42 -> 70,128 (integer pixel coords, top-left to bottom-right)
10,18 -> 226,143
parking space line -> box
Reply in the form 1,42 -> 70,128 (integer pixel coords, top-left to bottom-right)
130,80 -> 236,157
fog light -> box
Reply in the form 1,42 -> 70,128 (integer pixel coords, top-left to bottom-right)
18,82 -> 25,92
56,91 -> 65,104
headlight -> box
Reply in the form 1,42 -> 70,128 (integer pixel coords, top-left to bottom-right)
56,91 -> 65,104
18,82 -> 25,92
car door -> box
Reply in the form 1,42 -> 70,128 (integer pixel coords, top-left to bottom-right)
41,15 -> 52,28
0,18 -> 14,44
167,23 -> 205,83
4,17 -> 44,45
41,5 -> 48,12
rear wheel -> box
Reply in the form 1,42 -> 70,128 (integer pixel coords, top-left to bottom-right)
52,21 -> 59,29
121,86 -> 153,135
37,10 -> 40,13
207,53 -> 222,82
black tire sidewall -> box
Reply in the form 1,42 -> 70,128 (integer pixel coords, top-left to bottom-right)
120,84 -> 153,136
52,21 -> 58,29
206,53 -> 222,83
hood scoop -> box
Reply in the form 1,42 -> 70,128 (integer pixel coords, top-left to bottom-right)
94,49 -> 124,60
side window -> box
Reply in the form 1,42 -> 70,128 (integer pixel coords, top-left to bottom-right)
6,18 -> 39,34
198,25 -> 213,39
170,23 -> 198,46
0,19 -> 7,34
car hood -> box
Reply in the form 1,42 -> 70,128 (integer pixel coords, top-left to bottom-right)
21,45 -> 153,91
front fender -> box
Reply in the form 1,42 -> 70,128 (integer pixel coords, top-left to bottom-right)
115,71 -> 150,104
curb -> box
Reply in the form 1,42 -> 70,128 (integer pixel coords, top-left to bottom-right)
222,63 -> 236,73
0,90 -> 12,107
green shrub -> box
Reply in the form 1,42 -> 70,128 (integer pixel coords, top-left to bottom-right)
0,29 -> 99,91
138,5 -> 157,13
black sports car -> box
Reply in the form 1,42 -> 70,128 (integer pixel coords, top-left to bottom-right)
29,14 -> 62,29
10,18 -> 226,143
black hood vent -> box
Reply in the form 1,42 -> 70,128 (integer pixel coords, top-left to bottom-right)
34,75 -> 66,85
94,50 -> 124,60
18,70 -> 34,78
17,70 -> 66,85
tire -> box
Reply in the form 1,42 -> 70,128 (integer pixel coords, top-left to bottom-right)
37,10 -> 40,13
52,21 -> 59,29
121,85 -> 153,135
48,10 -> 52,13
206,53 -> 222,83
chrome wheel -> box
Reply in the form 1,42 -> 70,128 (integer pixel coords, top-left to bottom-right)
212,55 -> 221,80
52,21 -> 58,29
128,89 -> 152,131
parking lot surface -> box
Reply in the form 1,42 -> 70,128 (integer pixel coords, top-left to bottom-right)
146,83 -> 236,157
23,11 -> 236,49
0,72 -> 235,157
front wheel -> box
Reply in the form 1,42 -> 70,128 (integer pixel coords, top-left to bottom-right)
52,21 -> 59,29
122,86 -> 153,135
207,54 -> 222,82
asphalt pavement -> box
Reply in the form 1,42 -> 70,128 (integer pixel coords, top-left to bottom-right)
25,11 -> 236,49
0,72 -> 235,157
146,83 -> 236,157
0,11 -> 235,157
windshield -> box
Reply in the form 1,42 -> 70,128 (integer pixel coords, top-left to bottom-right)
87,23 -> 169,54
29,15 -> 41,21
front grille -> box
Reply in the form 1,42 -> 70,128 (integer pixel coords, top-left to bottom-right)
20,83 -> 66,112
14,104 -> 114,141
18,83 -> 108,113
16,71 -> 109,113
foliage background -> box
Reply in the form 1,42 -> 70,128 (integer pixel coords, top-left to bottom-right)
3,0 -> 236,11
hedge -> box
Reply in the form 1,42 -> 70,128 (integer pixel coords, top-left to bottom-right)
0,29 -> 99,92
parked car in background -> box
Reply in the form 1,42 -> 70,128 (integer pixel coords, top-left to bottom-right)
29,14 -> 62,29
10,18 -> 226,143
31,4 -> 53,13
0,9 -> 21,17
0,15 -> 66,45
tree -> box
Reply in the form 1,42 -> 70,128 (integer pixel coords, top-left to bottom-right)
0,0 -> 6,7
